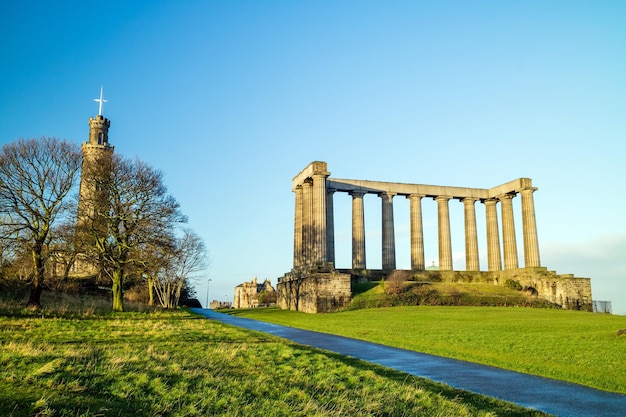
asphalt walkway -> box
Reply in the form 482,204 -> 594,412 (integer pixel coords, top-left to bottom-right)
191,308 -> 626,417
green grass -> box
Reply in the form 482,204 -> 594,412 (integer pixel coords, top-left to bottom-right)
0,302 -> 550,417
227,306 -> 626,394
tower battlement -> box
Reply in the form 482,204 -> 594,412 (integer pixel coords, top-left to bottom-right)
88,115 -> 111,146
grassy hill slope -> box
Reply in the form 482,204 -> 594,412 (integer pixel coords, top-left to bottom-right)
0,299 -> 548,417
228,306 -> 626,394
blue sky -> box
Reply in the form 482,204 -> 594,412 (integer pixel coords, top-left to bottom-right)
1,1 -> 625,313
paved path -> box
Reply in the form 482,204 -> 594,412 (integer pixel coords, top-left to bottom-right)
191,308 -> 626,417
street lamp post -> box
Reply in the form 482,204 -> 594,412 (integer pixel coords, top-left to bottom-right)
205,278 -> 212,309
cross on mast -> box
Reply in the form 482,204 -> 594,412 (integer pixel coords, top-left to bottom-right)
93,86 -> 108,116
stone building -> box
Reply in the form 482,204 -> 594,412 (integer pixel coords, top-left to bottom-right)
277,161 -> 593,313
233,277 -> 276,309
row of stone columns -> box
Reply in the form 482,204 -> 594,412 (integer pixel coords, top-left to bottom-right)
294,178 -> 541,272
400,192 -> 540,272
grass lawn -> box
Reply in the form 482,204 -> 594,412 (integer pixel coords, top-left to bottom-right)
0,303 -> 550,417
227,306 -> 626,394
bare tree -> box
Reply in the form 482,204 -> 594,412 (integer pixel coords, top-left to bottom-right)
81,155 -> 185,311
48,215 -> 81,282
0,219 -> 16,279
0,222 -> 24,291
152,228 -> 208,309
0,138 -> 81,307
134,235 -> 176,307
384,270 -> 411,296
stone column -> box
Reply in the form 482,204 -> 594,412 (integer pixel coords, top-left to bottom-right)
462,198 -> 480,271
435,196 -> 453,271
293,185 -> 303,268
483,199 -> 502,271
500,193 -> 519,270
520,188 -> 541,268
380,192 -> 396,270
302,180 -> 313,266
351,191 -> 366,269
407,194 -> 425,270
326,189 -> 336,265
312,173 -> 328,264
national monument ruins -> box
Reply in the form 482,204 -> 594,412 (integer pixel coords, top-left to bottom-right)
277,161 -> 592,313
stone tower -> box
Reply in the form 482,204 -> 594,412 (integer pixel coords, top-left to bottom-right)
77,112 -> 114,225
68,90 -> 115,277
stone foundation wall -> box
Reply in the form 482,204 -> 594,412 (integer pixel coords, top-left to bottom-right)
277,265 -> 351,313
492,268 -> 592,311
339,267 -> 593,311
278,265 -> 592,313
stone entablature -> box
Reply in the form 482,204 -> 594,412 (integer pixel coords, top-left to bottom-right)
325,177 -> 534,200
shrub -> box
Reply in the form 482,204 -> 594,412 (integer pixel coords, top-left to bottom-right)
504,279 -> 522,291
258,290 -> 277,304
384,271 -> 411,296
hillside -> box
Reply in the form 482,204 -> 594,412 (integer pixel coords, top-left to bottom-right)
0,300 -> 548,417
228,306 -> 626,394
349,280 -> 556,310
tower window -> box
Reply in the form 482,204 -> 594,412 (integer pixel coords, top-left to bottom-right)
98,132 -> 103,144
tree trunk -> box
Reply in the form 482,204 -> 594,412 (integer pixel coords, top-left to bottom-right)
27,281 -> 43,307
112,268 -> 124,312
173,280 -> 183,308
62,253 -> 76,281
165,282 -> 173,309
26,246 -> 45,307
147,274 -> 154,306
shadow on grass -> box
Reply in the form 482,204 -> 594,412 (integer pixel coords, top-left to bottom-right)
0,384 -> 153,417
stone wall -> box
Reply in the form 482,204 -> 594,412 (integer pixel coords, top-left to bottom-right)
493,268 -> 592,310
277,264 -> 351,313
277,266 -> 592,313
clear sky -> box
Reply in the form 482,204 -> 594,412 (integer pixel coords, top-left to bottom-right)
1,1 -> 625,314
